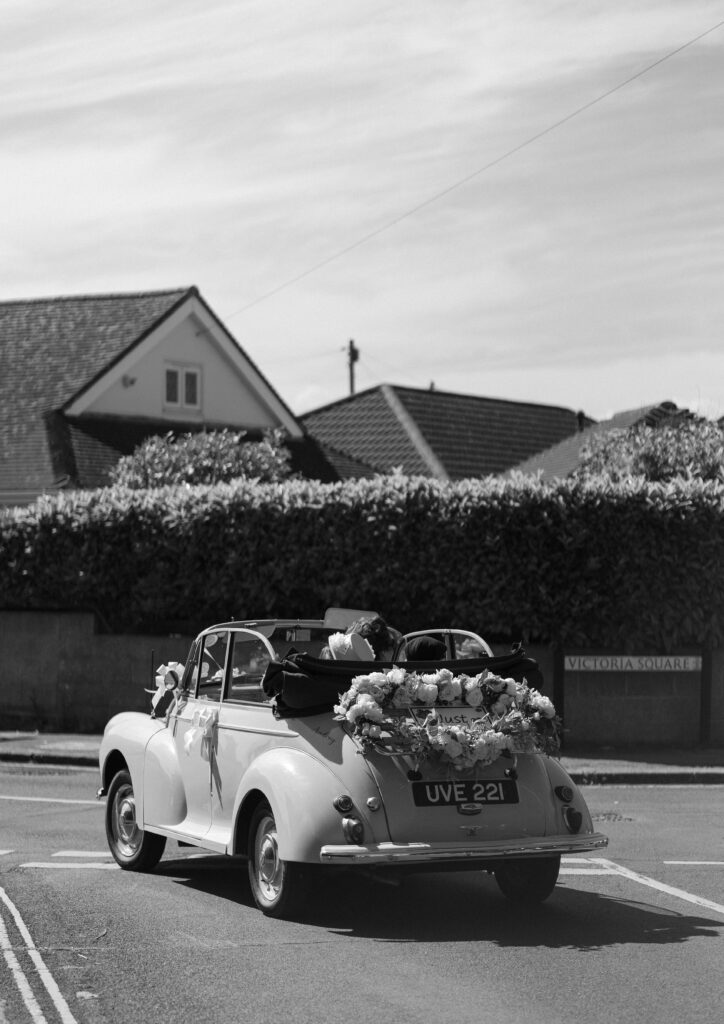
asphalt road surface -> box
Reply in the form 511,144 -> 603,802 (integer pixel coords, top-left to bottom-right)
1,764 -> 723,1024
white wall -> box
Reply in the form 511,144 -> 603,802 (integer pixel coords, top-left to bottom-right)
86,314 -> 277,429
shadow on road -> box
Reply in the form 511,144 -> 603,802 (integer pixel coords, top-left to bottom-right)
155,854 -> 723,949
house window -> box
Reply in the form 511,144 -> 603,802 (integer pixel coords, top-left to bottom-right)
165,364 -> 201,411
165,369 -> 179,405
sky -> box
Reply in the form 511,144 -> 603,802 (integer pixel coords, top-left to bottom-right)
3,0 -> 724,422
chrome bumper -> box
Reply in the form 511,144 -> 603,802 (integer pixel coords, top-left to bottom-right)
320,831 -> 608,864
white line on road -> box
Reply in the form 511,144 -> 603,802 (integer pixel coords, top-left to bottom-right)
591,858 -> 724,918
664,861 -> 724,866
0,885 -> 79,1023
0,794 -> 101,806
0,904 -> 48,1023
0,851 -> 13,857
20,863 -> 119,870
52,851 -> 111,858
560,868 -> 615,875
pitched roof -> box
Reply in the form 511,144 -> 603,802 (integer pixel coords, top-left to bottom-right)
0,288 -> 192,493
53,415 -> 338,490
301,384 -> 586,480
313,441 -> 379,480
0,287 -> 337,499
510,401 -> 690,480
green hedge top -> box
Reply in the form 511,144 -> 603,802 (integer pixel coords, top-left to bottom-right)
2,474 -> 723,648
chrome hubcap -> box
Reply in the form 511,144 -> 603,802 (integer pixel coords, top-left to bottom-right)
113,784 -> 140,857
255,815 -> 283,901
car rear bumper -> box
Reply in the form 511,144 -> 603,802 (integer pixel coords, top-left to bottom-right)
320,831 -> 608,864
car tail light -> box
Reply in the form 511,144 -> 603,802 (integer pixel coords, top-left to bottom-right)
342,817 -> 364,844
563,806 -> 583,833
333,794 -> 354,813
554,785 -> 574,803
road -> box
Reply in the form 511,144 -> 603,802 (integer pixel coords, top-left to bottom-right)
1,763 -> 723,1024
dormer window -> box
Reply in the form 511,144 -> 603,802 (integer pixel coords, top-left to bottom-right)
165,363 -> 201,411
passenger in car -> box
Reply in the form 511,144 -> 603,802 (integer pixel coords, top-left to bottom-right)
326,632 -> 374,661
405,635 -> 447,661
346,615 -> 396,661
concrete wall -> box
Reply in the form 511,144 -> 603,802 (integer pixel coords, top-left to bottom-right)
564,665 -> 700,746
1,611 -> 721,745
0,611 -> 192,732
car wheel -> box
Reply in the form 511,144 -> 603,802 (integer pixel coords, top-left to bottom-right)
494,855 -> 561,903
105,770 -> 166,871
247,800 -> 307,918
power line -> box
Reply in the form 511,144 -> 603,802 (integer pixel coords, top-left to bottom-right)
226,16 -> 724,320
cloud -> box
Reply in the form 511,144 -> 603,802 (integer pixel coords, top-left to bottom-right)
2,0 -> 724,418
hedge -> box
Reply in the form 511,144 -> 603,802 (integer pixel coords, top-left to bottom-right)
1,474 -> 723,648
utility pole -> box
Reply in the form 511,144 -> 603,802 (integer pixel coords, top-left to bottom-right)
347,339 -> 359,394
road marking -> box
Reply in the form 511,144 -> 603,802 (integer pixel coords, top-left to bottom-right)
0,885 -> 79,1023
560,856 -> 618,875
0,906 -> 48,1023
52,851 -> 111,858
591,858 -> 724,918
20,863 -> 119,870
560,868 -> 614,874
0,795 -> 101,806
664,861 -> 724,866
0,851 -> 13,857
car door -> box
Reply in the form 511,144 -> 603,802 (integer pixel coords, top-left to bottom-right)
169,629 -> 230,838
208,629 -> 280,848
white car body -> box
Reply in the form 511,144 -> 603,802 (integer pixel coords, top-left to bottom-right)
99,612 -> 608,916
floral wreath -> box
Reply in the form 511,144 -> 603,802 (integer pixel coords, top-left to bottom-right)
334,666 -> 560,770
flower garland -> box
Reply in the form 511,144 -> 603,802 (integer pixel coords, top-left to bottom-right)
334,666 -> 560,770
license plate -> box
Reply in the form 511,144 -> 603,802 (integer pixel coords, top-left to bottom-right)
412,779 -> 518,807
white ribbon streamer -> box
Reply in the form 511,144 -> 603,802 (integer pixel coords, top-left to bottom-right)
183,706 -> 218,761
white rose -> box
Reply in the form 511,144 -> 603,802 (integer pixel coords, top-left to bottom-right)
439,677 -> 462,703
464,680 -> 483,707
415,681 -> 438,704
492,694 -> 513,715
530,690 -> 556,719
386,667 -> 407,687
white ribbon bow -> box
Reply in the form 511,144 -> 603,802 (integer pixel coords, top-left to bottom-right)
183,706 -> 218,761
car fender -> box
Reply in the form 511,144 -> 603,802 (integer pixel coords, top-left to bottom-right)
141,721 -> 189,829
541,756 -> 596,836
233,746 -> 390,863
99,712 -> 167,825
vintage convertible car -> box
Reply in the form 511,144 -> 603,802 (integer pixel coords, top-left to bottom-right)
98,610 -> 608,917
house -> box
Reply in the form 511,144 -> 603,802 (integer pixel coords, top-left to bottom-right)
0,286 -> 336,505
510,401 -> 692,480
301,384 -> 591,480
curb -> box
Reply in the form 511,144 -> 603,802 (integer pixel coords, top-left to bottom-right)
569,770 -> 724,785
0,752 -> 99,767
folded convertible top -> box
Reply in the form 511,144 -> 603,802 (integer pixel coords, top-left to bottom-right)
261,648 -> 544,717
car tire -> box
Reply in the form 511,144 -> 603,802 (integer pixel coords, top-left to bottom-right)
493,855 -> 561,903
247,800 -> 307,918
105,769 -> 166,871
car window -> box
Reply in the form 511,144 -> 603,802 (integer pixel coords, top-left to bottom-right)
397,629 -> 493,660
196,631 -> 230,702
225,633 -> 275,704
179,640 -> 200,693
453,633 -> 490,659
269,626 -> 334,659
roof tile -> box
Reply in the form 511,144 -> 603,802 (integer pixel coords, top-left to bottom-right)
302,385 -> 585,479
0,289 -> 191,492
